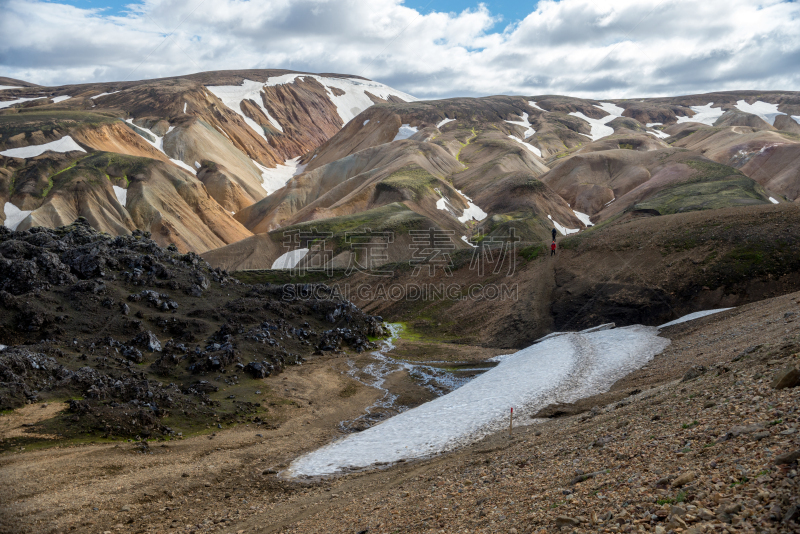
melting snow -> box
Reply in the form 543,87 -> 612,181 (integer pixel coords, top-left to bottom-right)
436,118 -> 455,128
272,248 -> 309,270
194,161 -> 201,169
734,100 -> 785,126
91,91 -> 120,99
676,103 -> 725,126
769,197 -> 779,204
648,130 -> 670,139
363,119 -> 370,126
183,102 -> 187,114
253,157 -> 307,195
528,101 -> 546,112
646,123 -> 663,127
568,103 -> 624,141
0,136 -> 85,158
113,185 -> 127,207
548,214 -> 579,235
0,86 -> 22,91
123,119 -> 197,175
658,308 -> 732,329
0,96 -> 45,109
393,124 -> 418,141
572,210 -> 594,227
3,202 -> 32,231
206,80 -> 282,139
507,135 -> 542,157
286,323 -> 669,477
51,95 -> 71,103
505,112 -> 535,138
436,189 -> 487,224
461,236 -> 476,248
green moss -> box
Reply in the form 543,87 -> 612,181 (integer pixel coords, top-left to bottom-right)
633,173 -> 769,215
376,166 -> 440,201
519,244 -> 544,261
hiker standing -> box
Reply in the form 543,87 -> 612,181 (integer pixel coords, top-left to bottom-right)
551,227 -> 557,241
551,240 -> 556,256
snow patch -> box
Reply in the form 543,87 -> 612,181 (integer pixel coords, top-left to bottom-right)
363,119 -> 370,126
572,210 -> 594,227
734,100 -> 785,126
507,135 -> 542,157
272,248 -> 309,270
51,95 -> 71,103
528,101 -> 546,112
0,86 -> 22,91
183,102 -> 187,114
194,161 -> 201,169
648,130 -> 670,139
0,96 -> 45,109
676,103 -> 725,126
393,124 -> 418,142
113,185 -> 127,207
504,112 -> 535,139
461,236 -> 476,248
646,123 -> 663,127
0,136 -> 85,158
568,102 -> 624,141
548,214 -> 579,235
769,197 -> 779,204
253,157 -> 306,195
206,80 -> 283,138
658,309 -> 732,329
3,202 -> 32,231
436,118 -> 455,128
436,189 -> 487,224
286,324 -> 670,477
91,91 -> 120,99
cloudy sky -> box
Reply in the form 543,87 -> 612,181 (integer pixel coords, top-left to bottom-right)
1,0 -> 799,98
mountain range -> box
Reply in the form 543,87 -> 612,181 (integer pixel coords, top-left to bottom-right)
2,71 -> 799,269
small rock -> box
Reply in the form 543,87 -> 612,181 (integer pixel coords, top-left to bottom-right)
775,449 -> 800,465
772,367 -> 800,389
554,516 -> 580,528
120,505 -> 131,512
681,365 -> 706,382
671,471 -> 695,487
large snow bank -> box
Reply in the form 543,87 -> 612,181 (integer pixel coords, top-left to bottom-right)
572,210 -> 593,227
272,248 -> 309,270
393,124 -> 418,141
548,214 -> 579,235
0,96 -> 45,109
286,324 -> 669,477
252,157 -> 306,195
676,103 -> 724,126
658,308 -> 732,329
3,202 -> 32,231
568,102 -> 624,141
113,186 -> 127,207
0,136 -> 85,158
733,100 -> 784,126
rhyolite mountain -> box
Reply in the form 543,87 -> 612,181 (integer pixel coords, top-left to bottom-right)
2,74 -> 799,267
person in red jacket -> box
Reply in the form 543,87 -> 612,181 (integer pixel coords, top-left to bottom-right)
551,240 -> 556,256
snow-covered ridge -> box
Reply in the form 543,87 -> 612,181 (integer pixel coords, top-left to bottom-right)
0,136 -> 85,158
208,75 -> 417,142
286,323 -> 670,478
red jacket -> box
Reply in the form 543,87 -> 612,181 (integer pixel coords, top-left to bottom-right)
551,242 -> 556,250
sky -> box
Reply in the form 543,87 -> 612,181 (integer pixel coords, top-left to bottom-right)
1,0 -> 799,99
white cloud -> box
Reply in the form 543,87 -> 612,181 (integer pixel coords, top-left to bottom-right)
1,0 -> 799,98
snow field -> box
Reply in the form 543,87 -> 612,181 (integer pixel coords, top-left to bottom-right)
568,102 -> 624,141
272,248 -> 309,270
658,308 -> 732,329
286,324 -> 670,477
676,103 -> 724,126
0,136 -> 86,158
3,202 -> 32,231
572,210 -> 594,227
733,100 -> 784,126
252,157 -> 306,195
393,124 -> 418,141
548,214 -> 579,235
112,186 -> 127,207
